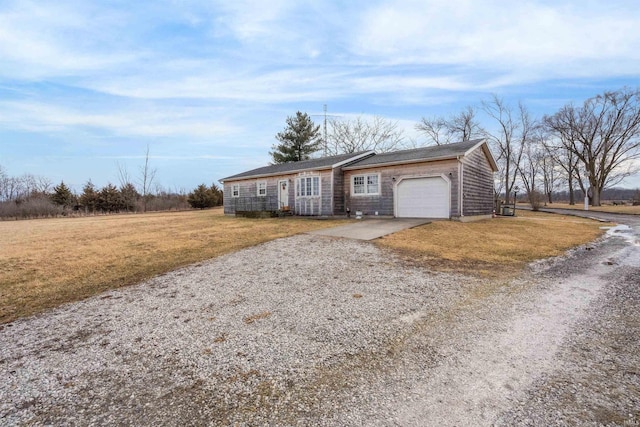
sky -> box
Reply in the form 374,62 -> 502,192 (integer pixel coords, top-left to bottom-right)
1,0 -> 640,193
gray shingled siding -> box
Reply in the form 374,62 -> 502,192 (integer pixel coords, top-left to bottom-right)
223,174 -> 295,214
224,171 -> 338,216
295,170 -> 333,216
332,169 -> 345,215
462,148 -> 495,216
344,159 -> 460,217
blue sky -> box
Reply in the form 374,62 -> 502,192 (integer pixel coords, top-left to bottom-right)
1,0 -> 639,192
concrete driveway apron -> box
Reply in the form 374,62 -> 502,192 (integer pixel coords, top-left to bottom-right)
307,218 -> 431,241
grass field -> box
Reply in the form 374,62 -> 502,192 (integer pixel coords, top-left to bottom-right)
0,209 -> 347,323
377,210 -> 611,278
1,209 -> 611,323
534,202 -> 640,215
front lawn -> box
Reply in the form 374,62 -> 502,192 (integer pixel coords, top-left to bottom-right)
377,210 -> 611,278
0,209 -> 611,323
0,209 -> 347,323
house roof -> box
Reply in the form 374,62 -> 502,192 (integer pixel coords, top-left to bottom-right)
220,151 -> 375,182
343,139 -> 498,171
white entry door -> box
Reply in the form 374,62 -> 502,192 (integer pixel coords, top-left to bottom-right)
278,180 -> 289,209
396,177 -> 449,218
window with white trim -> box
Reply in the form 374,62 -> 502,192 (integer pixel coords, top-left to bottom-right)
231,184 -> 239,198
257,181 -> 267,197
352,173 -> 379,195
296,176 -> 320,197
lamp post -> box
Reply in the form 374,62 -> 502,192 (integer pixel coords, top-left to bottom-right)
513,186 -> 520,216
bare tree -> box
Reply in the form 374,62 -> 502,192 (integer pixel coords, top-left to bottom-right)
0,165 -> 11,201
541,155 -> 558,204
116,161 -> 133,189
326,115 -> 405,155
518,136 -> 544,208
541,131 -> 581,205
138,144 -> 157,212
482,96 -> 534,205
416,106 -> 483,145
544,87 -> 640,206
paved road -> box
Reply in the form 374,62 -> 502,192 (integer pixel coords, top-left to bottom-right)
534,206 -> 640,226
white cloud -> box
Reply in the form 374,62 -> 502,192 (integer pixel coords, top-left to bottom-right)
351,0 -> 640,81
0,100 -> 240,139
0,1 -> 140,78
210,0 -> 294,41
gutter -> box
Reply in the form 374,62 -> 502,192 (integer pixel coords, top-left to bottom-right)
342,153 -> 466,171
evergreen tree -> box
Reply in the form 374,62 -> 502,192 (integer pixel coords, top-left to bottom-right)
98,183 -> 123,213
270,111 -> 322,163
188,184 -> 218,209
209,183 -> 223,206
120,183 -> 139,212
79,180 -> 99,213
50,181 -> 75,208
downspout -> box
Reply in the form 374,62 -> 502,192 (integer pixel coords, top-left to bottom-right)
458,156 -> 464,218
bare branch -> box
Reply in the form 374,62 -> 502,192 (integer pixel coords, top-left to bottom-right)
327,115 -> 405,155
415,106 -> 484,146
544,87 -> 640,205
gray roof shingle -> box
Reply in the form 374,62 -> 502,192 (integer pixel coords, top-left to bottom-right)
221,139 -> 496,182
343,139 -> 495,169
220,151 -> 373,181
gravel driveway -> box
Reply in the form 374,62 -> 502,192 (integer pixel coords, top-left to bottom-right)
1,218 -> 639,426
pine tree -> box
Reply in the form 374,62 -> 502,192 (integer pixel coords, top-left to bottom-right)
79,180 -> 99,213
270,111 -> 322,163
50,181 -> 75,208
98,183 -> 123,213
209,183 -> 223,206
188,184 -> 217,209
120,183 -> 139,212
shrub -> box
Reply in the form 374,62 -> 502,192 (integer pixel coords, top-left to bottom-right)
528,190 -> 545,211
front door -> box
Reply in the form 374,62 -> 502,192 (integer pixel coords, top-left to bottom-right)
278,180 -> 289,209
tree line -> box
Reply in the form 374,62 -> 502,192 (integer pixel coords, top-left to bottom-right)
0,163 -> 222,220
271,87 -> 640,207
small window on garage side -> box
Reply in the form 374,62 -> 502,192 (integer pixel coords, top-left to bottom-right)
231,184 -> 239,198
257,181 -> 267,197
352,174 -> 379,195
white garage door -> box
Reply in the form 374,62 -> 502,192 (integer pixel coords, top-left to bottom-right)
396,177 -> 449,218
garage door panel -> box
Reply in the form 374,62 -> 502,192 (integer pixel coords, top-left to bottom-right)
397,177 -> 449,218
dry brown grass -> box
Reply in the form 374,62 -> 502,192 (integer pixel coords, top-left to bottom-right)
537,202 -> 640,215
377,210 -> 611,278
0,208 -> 347,323
1,208 -> 613,324
243,311 -> 272,324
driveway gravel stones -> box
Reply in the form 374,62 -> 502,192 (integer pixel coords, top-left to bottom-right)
1,220 -> 638,426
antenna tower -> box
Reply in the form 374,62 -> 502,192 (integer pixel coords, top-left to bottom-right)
323,104 -> 328,156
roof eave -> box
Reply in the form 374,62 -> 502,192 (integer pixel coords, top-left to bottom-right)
220,165 -> 333,183
342,153 -> 463,170
331,150 -> 375,168
219,152 -> 375,183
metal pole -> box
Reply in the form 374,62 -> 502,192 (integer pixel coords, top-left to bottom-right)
323,104 -> 327,157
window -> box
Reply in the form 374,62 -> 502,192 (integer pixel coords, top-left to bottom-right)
296,176 -> 320,197
353,176 -> 365,194
231,184 -> 239,198
352,173 -> 379,195
257,181 -> 267,197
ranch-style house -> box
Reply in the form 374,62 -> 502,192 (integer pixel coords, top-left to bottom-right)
220,139 -> 498,220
